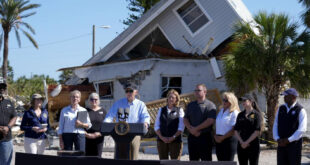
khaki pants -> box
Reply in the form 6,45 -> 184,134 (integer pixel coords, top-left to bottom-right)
115,136 -> 141,160
130,136 -> 141,160
157,140 -> 183,160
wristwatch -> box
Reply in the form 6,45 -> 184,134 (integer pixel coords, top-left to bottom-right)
173,135 -> 176,139
7,125 -> 11,129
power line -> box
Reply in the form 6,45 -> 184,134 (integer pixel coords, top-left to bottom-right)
10,33 -> 92,49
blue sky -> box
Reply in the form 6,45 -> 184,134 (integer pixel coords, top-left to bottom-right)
7,0 -> 304,81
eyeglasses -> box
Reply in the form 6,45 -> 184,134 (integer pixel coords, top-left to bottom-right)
242,99 -> 249,102
222,99 -> 229,103
90,98 -> 98,101
194,89 -> 202,92
125,89 -> 134,93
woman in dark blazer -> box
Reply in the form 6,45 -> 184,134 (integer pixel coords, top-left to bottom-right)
20,93 -> 49,154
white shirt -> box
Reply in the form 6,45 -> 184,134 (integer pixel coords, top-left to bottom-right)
216,108 -> 239,135
154,107 -> 185,132
273,102 -> 307,142
57,105 -> 92,135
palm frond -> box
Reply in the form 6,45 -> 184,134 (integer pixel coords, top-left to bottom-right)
301,8 -> 310,28
0,0 -> 39,50
19,11 -> 36,19
21,29 -> 38,49
17,0 -> 29,8
287,64 -> 310,98
299,0 -> 310,8
19,3 -> 40,13
14,26 -> 21,47
224,11 -> 310,96
18,21 -> 35,34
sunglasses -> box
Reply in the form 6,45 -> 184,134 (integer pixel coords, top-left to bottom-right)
194,89 -> 202,92
222,99 -> 229,103
125,89 -> 134,93
242,99 -> 249,102
90,98 -> 98,101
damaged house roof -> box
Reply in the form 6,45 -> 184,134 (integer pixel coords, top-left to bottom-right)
61,0 -> 255,84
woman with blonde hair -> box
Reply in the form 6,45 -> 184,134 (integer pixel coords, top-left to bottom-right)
85,93 -> 106,157
154,89 -> 184,160
20,94 -> 49,154
215,92 -> 240,161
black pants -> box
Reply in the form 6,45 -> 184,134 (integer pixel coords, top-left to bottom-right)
277,139 -> 302,165
188,133 -> 213,161
62,133 -> 85,153
237,139 -> 260,165
216,136 -> 237,161
85,136 -> 104,157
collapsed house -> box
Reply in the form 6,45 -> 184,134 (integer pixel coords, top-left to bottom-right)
59,0 -> 257,111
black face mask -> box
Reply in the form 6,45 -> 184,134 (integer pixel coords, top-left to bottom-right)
0,132 -> 3,140
0,89 -> 5,98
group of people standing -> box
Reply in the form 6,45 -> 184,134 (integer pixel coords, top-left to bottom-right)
57,90 -> 107,157
19,90 -> 106,157
154,84 -> 307,165
0,80 -> 307,165
155,84 -> 263,165
20,83 -> 149,161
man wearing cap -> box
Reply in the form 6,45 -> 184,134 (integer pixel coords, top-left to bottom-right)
273,88 -> 307,165
104,83 -> 150,160
0,82 -> 17,165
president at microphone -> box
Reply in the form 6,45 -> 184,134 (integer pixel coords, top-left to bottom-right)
104,83 -> 150,160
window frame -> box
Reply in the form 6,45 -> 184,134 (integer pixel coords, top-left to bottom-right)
160,76 -> 182,98
174,0 -> 213,37
93,80 -> 114,100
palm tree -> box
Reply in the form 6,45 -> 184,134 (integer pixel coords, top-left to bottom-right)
299,0 -> 310,27
223,12 -> 310,140
0,0 -> 40,82
59,69 -> 73,84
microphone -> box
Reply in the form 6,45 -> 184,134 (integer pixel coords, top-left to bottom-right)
118,108 -> 124,121
124,108 -> 130,121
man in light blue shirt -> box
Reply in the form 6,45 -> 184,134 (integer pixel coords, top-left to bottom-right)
104,84 -> 150,160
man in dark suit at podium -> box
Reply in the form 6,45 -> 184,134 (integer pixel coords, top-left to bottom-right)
104,84 -> 150,160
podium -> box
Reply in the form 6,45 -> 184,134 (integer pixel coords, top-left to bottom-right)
101,122 -> 147,160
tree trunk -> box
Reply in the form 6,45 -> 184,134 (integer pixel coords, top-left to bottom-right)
2,29 -> 9,83
265,85 -> 280,141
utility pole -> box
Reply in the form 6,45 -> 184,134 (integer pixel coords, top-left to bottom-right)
92,25 -> 111,57
92,25 -> 95,57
